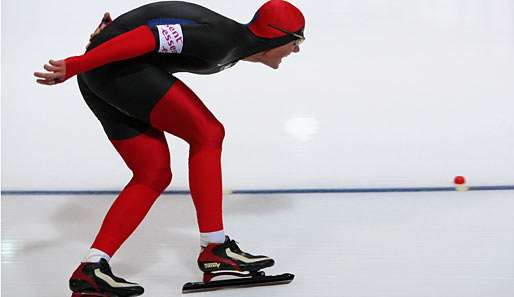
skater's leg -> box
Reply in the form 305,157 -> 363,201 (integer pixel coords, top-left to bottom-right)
145,80 -> 277,283
91,129 -> 171,256
70,77 -> 166,296
149,80 -> 225,240
77,75 -> 172,258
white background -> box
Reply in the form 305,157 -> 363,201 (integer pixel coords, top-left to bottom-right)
2,0 -> 514,190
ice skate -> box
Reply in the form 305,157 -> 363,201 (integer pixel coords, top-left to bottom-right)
69,259 -> 144,297
182,236 -> 294,293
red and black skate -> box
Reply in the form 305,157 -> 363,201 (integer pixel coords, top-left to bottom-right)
182,236 -> 294,293
69,259 -> 144,297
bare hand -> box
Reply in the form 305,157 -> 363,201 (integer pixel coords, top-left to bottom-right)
34,59 -> 66,85
86,12 -> 112,49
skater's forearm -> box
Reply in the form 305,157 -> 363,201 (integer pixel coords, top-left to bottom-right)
64,25 -> 156,80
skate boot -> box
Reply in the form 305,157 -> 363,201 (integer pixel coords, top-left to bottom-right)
69,259 -> 144,297
197,236 -> 275,282
183,236 -> 294,293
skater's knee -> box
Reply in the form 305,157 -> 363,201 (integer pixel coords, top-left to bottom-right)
192,120 -> 225,149
133,166 -> 172,193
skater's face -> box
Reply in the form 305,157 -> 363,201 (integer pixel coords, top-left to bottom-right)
260,41 -> 301,69
244,41 -> 301,69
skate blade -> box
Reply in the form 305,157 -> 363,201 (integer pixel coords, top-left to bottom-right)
71,293 -> 116,297
182,273 -> 294,293
71,292 -> 111,297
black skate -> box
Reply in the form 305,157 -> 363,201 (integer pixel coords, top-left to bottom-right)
182,236 -> 294,293
69,259 -> 144,297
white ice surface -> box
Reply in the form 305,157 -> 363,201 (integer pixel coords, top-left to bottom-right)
2,191 -> 514,297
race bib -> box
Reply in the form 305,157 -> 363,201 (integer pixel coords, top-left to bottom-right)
156,24 -> 184,54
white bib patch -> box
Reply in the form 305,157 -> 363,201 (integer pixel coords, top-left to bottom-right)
156,24 -> 184,54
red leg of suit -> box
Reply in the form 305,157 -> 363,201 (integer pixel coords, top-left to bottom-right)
92,129 -> 172,256
150,80 -> 225,233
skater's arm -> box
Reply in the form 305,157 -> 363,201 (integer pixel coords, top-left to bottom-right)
64,25 -> 156,80
34,25 -> 156,85
65,25 -> 156,79
65,19 -> 224,78
34,19 -> 228,85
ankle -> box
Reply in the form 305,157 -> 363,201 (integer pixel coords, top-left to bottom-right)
83,248 -> 111,263
200,230 -> 226,247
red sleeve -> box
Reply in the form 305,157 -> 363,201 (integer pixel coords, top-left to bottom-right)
64,25 -> 156,80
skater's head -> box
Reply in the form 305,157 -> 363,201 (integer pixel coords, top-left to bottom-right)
245,0 -> 305,69
248,0 -> 305,39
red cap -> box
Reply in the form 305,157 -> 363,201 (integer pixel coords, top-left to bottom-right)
248,0 -> 305,38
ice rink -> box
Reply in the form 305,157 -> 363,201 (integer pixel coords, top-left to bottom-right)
2,190 -> 514,297
3,0 -> 514,296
